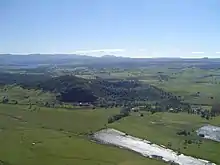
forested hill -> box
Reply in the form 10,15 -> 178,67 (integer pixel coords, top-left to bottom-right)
0,73 -> 184,108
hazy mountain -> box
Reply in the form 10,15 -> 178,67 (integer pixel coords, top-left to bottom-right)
1,54 -> 220,69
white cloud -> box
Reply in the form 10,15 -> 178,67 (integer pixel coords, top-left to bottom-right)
191,52 -> 205,54
71,48 -> 215,58
74,49 -> 125,54
72,49 -> 126,57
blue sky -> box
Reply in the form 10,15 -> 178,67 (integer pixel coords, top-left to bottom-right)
1,0 -> 220,58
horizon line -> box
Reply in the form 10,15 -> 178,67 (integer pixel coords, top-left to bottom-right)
0,53 -> 218,59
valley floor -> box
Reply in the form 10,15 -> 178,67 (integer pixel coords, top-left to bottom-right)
0,104 -> 220,165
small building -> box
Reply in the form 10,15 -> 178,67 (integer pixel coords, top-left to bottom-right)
131,107 -> 140,112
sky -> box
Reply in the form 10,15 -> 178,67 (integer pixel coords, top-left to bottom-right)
1,0 -> 220,58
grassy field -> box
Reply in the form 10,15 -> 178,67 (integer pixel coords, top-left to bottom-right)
0,104 -> 166,165
1,103 -> 220,165
95,67 -> 220,105
4,66 -> 220,106
111,111 -> 220,164
52,65 -> 220,106
0,85 -> 57,105
149,68 -> 220,105
32,61 -> 220,106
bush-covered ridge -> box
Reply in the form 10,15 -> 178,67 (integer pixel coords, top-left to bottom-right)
0,73 -> 185,109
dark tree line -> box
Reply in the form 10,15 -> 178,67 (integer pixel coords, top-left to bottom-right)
108,107 -> 131,123
211,104 -> 220,116
0,73 -> 186,108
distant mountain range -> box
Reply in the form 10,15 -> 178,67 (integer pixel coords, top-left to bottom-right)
0,54 -> 219,69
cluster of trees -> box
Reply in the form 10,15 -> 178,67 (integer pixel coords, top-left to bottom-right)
187,104 -> 220,119
0,73 -> 185,109
137,101 -> 191,114
1,96 -> 19,105
2,96 -> 9,104
175,129 -> 203,150
200,109 -> 212,120
211,104 -> 220,116
176,130 -> 190,136
0,72 -> 49,87
3,72 -> 219,117
108,107 -> 130,123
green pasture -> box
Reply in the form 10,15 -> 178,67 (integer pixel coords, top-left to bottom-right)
0,104 -> 165,165
0,85 -> 56,105
111,111 -> 220,164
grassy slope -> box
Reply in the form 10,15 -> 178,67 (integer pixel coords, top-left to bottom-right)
111,112 -> 220,164
102,67 -> 220,105
142,68 -> 220,105
0,104 -> 165,165
0,85 -> 57,105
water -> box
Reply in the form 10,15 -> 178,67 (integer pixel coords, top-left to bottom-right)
197,125 -> 220,142
92,129 -> 215,165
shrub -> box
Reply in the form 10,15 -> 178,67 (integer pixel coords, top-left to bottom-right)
187,140 -> 193,144
2,96 -> 9,104
176,130 -> 188,136
108,107 -> 130,123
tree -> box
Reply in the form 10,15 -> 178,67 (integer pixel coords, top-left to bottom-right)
11,99 -> 18,104
201,112 -> 206,118
120,107 -> 130,116
150,108 -> 157,114
211,104 -> 220,116
205,115 -> 210,120
108,117 -> 114,123
176,130 -> 188,136
44,102 -> 49,107
167,142 -> 172,148
28,103 -> 32,109
2,96 -> 9,104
